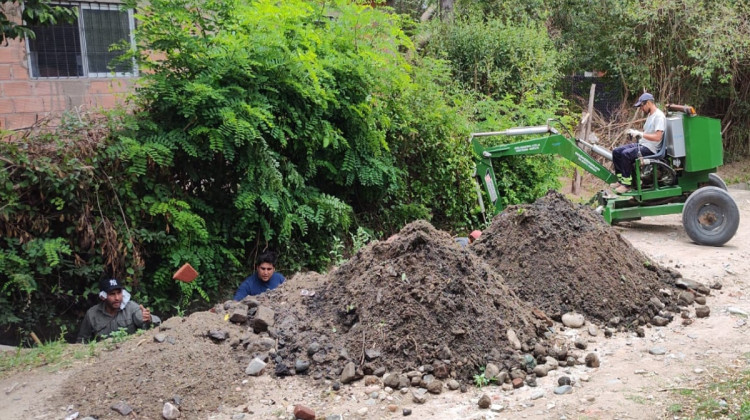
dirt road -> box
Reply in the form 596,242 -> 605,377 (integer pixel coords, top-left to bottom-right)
1,188 -> 749,420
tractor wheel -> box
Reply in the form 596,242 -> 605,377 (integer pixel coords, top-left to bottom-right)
707,173 -> 728,191
682,186 -> 739,246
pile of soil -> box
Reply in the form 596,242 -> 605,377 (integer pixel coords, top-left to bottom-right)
262,220 -> 545,382
472,190 -> 681,325
54,192 -> 685,419
58,312 -> 249,419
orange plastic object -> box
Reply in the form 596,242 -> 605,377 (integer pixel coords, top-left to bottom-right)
173,263 -> 198,283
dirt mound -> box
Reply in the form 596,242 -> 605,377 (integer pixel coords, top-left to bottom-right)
52,194 -> 686,418
472,190 -> 680,325
57,312 -> 248,419
263,220 -> 544,382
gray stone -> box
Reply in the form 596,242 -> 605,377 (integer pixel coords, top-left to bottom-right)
675,278 -> 704,290
678,291 -> 695,306
253,306 -> 275,331
383,373 -> 400,388
649,346 -> 667,355
162,402 -> 180,419
245,358 -> 267,376
562,312 -> 585,328
558,376 -> 571,386
652,316 -> 670,326
506,328 -> 522,350
533,365 -> 549,377
484,363 -> 500,380
446,379 -> 460,390
530,390 -> 544,400
402,408 -> 412,416
295,359 -> 310,373
412,389 -> 427,404
341,361 -> 357,384
207,330 -> 228,341
544,356 -> 559,369
650,297 -> 666,310
365,348 -> 381,361
307,342 -> 321,356
110,401 -> 133,415
554,385 -> 573,395
696,306 -> 710,318
154,333 -> 166,343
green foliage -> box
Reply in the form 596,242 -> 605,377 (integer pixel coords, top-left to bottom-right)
473,366 -> 497,388
416,13 -> 569,209
1,0 -> 77,42
548,0 -> 750,158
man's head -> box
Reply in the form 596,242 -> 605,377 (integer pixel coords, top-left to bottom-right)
633,92 -> 655,112
99,277 -> 125,311
256,251 -> 277,283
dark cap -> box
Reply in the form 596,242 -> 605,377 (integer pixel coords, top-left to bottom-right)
633,92 -> 654,107
99,277 -> 125,293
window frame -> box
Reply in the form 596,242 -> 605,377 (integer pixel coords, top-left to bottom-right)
24,1 -> 138,79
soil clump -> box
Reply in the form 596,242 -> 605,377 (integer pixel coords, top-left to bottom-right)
473,190 -> 682,325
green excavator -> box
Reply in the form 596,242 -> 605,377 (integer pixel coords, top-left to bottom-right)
471,104 -> 740,246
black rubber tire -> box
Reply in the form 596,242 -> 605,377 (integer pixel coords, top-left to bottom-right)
707,173 -> 728,191
682,186 -> 740,246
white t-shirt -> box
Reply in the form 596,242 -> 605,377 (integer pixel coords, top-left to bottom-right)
639,108 -> 666,153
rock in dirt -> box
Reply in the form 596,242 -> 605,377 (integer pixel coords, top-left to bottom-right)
562,312 -> 585,328
554,385 -> 573,395
293,404 -> 315,420
162,402 -> 180,419
246,358 -> 267,376
585,353 -> 600,368
478,394 -> 491,409
341,362 -> 357,384
110,401 -> 133,416
695,306 -> 710,318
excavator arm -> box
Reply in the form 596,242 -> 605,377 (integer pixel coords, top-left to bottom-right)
471,126 -> 617,215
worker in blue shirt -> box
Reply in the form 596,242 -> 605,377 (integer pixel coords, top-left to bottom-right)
234,251 -> 286,300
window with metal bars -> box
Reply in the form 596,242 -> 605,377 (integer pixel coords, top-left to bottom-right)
25,2 -> 137,78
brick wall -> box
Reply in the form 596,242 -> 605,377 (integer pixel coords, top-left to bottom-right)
0,37 -> 137,131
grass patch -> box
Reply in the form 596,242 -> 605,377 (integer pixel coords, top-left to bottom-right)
0,336 -> 99,378
668,359 -> 750,419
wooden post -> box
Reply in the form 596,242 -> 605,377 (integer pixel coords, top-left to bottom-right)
572,84 -> 596,195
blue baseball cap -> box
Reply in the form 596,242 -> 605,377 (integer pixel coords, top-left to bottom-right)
634,92 -> 654,107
